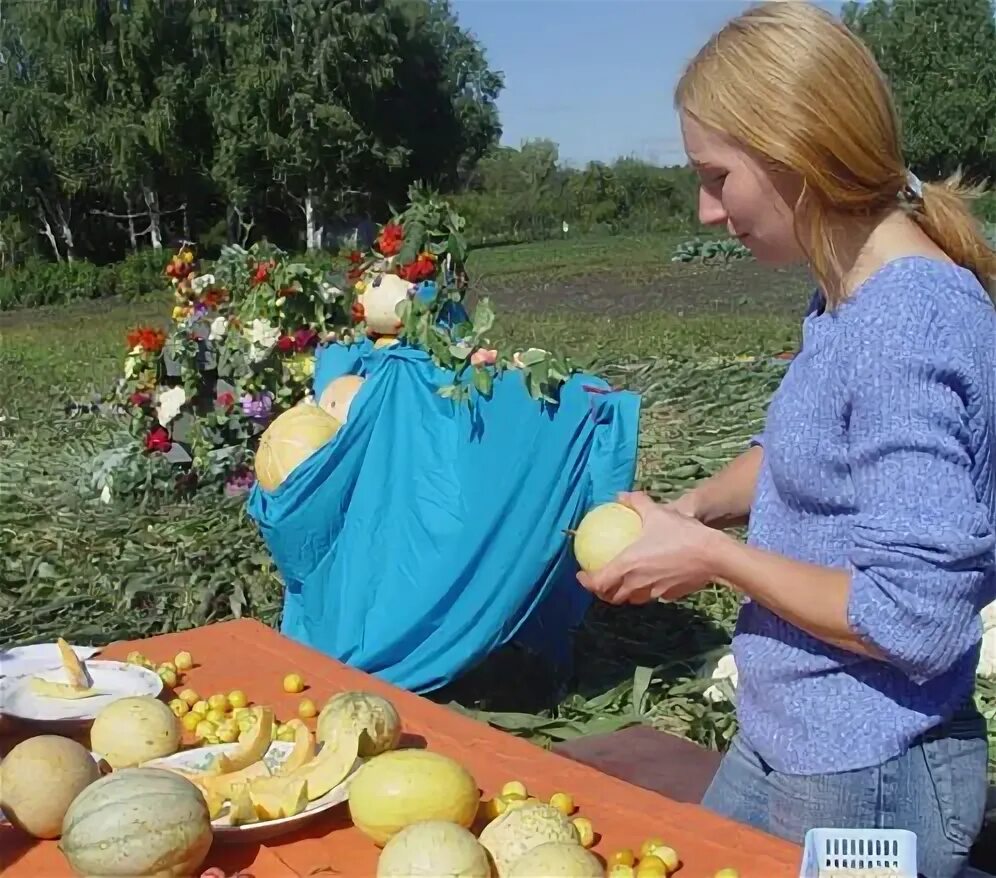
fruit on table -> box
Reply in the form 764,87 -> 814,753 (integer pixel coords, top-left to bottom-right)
507,841 -> 603,878
182,712 -> 202,733
0,736 -> 101,839
348,748 -> 479,846
57,637 -> 93,689
572,502 -> 643,573
206,707 -> 227,724
298,697 -> 318,719
283,672 -> 305,693
549,791 -> 575,815
501,780 -> 528,799
179,688 -> 200,707
316,690 -> 402,758
638,840 -> 679,872
713,870 -> 740,878
195,719 -> 218,742
27,678 -> 99,699
319,374 -> 366,424
90,695 -> 181,768
169,698 -> 189,718
174,650 -> 194,671
377,820 -> 491,878
254,404 -> 341,492
273,719 -> 316,776
228,689 -> 248,709
609,849 -> 637,868
210,706 -> 274,773
208,693 -> 230,712
59,768 -> 213,878
635,854 -> 669,877
192,699 -> 210,716
478,802 -> 581,878
248,775 -> 309,820
571,816 -> 594,848
608,866 -> 636,878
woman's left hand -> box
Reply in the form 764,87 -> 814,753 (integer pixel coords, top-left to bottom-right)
576,491 -> 721,605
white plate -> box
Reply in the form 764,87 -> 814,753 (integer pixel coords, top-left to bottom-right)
0,643 -> 102,680
142,740 -> 363,843
0,660 -> 163,724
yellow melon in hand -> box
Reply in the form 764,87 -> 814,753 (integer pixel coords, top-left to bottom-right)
318,375 -> 365,424
254,404 -> 341,492
572,502 -> 643,573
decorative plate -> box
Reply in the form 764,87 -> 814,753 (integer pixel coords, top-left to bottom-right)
0,660 -> 162,724
142,740 -> 364,843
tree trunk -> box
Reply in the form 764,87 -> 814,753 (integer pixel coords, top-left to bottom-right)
36,205 -> 62,261
142,185 -> 162,250
125,193 -> 138,251
305,189 -> 320,251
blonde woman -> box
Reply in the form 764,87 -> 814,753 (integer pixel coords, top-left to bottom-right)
577,3 -> 996,874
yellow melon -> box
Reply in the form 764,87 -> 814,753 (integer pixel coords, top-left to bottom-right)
360,273 -> 411,335
377,821 -> 491,878
254,404 -> 341,492
284,727 -> 360,800
0,735 -> 101,838
348,749 -> 479,846
90,696 -> 181,769
572,502 -> 643,573
318,375 -> 365,424
273,719 -> 316,776
479,803 -> 581,878
508,841 -> 603,878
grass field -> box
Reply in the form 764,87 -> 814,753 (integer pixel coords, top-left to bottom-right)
4,233 -> 996,787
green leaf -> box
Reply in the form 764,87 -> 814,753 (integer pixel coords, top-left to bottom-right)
471,298 -> 495,336
472,367 -> 493,397
517,348 -> 548,367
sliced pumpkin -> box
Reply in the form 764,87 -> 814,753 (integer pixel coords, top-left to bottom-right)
211,706 -> 274,773
274,719 -> 316,776
57,637 -> 93,689
249,776 -> 309,820
201,759 -> 272,799
228,783 -> 258,826
286,727 -> 361,800
28,678 -> 98,699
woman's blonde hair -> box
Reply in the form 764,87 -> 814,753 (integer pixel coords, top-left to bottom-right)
674,1 -> 996,306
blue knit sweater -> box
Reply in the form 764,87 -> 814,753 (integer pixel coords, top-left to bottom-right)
736,256 -> 996,775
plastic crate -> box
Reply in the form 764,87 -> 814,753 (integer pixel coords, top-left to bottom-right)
800,828 -> 917,877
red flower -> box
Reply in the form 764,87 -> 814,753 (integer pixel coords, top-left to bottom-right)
251,259 -> 275,287
129,391 -> 151,408
376,222 -> 403,257
276,335 -> 296,353
126,327 -> 167,353
398,255 -> 436,283
200,289 -> 228,309
217,392 -> 235,408
144,426 -> 172,454
348,251 -> 363,264
351,301 -> 365,323
293,328 -> 318,351
347,267 -> 363,283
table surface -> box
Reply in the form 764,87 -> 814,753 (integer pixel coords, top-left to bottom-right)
1,619 -> 802,877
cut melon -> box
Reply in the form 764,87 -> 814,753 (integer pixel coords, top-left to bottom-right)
28,678 -> 99,699
211,706 -> 273,773
285,727 -> 360,800
200,760 -> 271,799
274,719 -> 316,776
248,776 -> 309,820
57,638 -> 93,689
228,784 -> 258,826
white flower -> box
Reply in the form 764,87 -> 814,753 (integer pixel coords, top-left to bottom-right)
100,484 -> 111,504
123,354 -> 141,379
191,273 -> 216,294
245,318 -> 281,364
156,386 -> 187,426
209,316 -> 228,341
979,628 -> 996,677
319,282 -> 342,303
702,652 -> 738,704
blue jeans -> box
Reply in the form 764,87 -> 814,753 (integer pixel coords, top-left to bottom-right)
701,706 -> 989,878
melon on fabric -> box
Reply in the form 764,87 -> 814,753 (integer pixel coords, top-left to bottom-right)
360,273 -> 412,335
376,820 -> 491,878
0,735 -> 101,839
318,375 -> 365,425
348,749 -> 480,846
572,502 -> 643,573
317,691 -> 402,757
89,695 -> 181,769
508,841 -> 603,878
254,403 -> 341,492
59,767 -> 212,877
478,803 -> 581,878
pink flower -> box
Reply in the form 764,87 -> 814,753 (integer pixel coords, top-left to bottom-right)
470,348 -> 498,367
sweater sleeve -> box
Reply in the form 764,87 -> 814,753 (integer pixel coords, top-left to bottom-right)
844,314 -> 995,685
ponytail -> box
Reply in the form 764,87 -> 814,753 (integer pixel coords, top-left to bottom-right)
912,171 -> 996,300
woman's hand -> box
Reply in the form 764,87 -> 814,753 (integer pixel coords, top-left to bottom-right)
576,491 -> 720,605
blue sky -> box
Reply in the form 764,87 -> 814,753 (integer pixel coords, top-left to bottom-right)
451,0 -> 847,167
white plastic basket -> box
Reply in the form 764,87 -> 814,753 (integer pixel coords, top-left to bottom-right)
800,828 -> 917,877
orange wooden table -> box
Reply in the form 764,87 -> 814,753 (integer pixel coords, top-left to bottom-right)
1,620 -> 803,877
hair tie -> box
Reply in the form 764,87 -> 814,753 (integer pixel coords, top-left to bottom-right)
899,169 -> 924,208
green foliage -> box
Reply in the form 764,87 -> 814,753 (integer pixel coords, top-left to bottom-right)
671,237 -> 753,265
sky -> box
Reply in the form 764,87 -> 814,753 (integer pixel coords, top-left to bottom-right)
451,0 -> 848,168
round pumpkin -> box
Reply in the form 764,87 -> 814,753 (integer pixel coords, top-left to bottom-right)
376,820 -> 490,878
479,803 -> 581,878
348,749 -> 480,846
572,502 -> 643,573
507,841 -> 602,878
360,273 -> 412,335
254,403 -> 341,492
318,375 -> 365,425
60,767 -> 212,877
317,691 -> 402,758
90,695 -> 181,769
0,735 -> 101,839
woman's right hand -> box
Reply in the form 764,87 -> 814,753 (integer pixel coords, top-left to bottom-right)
665,444 -> 763,531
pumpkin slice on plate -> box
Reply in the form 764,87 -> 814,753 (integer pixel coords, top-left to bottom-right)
211,706 -> 274,773
248,776 -> 309,820
285,727 -> 361,800
200,759 -> 272,799
27,679 -> 100,699
273,719 -> 316,776
57,637 -> 93,689
228,783 -> 258,826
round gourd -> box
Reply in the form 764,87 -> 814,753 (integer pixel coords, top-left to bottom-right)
254,403 -> 341,492
572,502 -> 643,573
317,691 -> 402,757
318,375 -> 365,425
60,767 -> 212,877
90,695 -> 181,769
377,820 -> 491,878
360,273 -> 412,335
479,803 -> 581,878
0,735 -> 101,839
507,841 -> 603,878
348,749 -> 480,846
